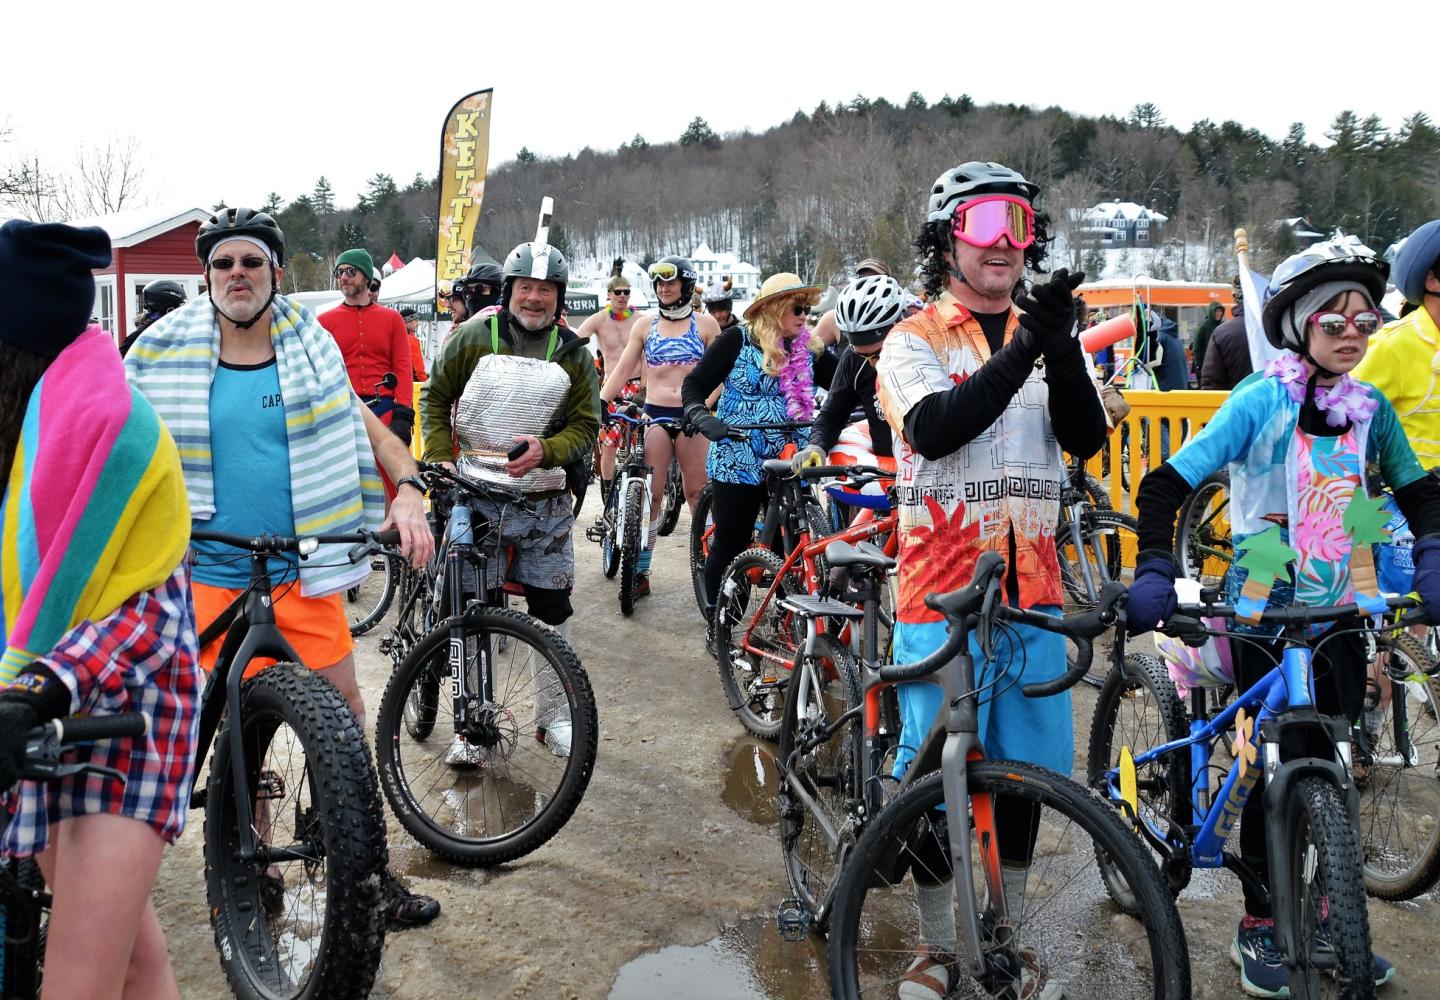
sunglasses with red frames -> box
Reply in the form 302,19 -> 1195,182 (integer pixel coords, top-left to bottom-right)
1309,310 -> 1382,337
952,194 -> 1035,250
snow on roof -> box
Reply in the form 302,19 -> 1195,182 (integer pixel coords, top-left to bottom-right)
690,243 -> 758,271
64,205 -> 211,248
1083,201 -> 1169,224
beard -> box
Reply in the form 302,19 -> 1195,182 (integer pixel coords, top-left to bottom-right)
214,277 -> 273,324
512,307 -> 554,333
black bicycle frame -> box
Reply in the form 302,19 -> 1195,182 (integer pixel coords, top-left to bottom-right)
190,552 -> 302,865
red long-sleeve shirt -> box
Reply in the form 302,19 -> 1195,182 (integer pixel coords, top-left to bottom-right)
318,302 -> 414,408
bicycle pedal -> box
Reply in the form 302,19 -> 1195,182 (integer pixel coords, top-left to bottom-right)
776,898 -> 812,941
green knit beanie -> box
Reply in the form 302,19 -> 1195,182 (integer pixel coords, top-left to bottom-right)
336,248 -> 374,281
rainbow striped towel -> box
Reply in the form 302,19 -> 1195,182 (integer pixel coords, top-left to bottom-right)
2,327 -> 191,684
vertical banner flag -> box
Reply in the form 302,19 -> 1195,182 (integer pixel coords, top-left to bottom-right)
436,89 -> 494,310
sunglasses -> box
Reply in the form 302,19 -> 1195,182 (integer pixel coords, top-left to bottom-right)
211,255 -> 268,272
952,194 -> 1035,250
1309,310 -> 1382,337
335,265 -> 362,278
789,304 -> 811,317
611,288 -> 631,296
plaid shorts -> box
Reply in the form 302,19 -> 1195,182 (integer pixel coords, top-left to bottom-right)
2,564 -> 202,857
600,378 -> 644,448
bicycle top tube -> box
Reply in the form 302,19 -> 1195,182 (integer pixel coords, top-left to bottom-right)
876,550 -> 1125,696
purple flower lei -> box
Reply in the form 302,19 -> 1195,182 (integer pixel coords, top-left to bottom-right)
1266,353 -> 1379,428
778,330 -> 815,421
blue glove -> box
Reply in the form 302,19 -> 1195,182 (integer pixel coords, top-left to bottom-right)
1411,537 -> 1440,624
1126,555 -> 1179,637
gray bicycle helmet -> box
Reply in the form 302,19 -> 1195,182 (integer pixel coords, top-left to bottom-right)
925,161 -> 1040,224
835,274 -> 907,346
196,207 -> 286,265
501,240 -> 569,304
1261,237 -> 1388,353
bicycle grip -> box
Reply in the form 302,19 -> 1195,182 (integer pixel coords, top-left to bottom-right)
48,713 -> 149,744
1022,638 -> 1092,698
507,441 -> 529,461
374,528 -> 402,546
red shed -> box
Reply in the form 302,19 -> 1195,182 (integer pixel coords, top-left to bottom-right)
67,206 -> 211,345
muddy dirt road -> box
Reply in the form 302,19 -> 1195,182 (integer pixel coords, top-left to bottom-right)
153,497 -> 1440,998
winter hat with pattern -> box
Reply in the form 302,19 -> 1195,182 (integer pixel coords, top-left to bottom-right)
0,219 -> 112,355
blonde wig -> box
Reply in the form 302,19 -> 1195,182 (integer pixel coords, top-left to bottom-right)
746,293 -> 822,376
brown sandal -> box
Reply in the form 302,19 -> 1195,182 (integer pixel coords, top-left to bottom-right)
898,945 -> 958,1000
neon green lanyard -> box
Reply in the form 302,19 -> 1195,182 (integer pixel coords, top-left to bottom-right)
491,314 -> 558,362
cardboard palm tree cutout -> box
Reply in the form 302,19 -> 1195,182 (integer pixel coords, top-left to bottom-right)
1234,525 -> 1298,624
1342,486 -> 1393,616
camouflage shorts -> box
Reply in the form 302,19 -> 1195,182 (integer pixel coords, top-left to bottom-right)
471,494 -> 575,592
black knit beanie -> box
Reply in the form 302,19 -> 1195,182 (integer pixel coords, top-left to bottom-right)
0,220 -> 113,355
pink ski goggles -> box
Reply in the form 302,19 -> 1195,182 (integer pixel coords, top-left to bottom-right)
952,195 -> 1035,249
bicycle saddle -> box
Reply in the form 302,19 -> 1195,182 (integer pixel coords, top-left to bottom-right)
825,539 -> 896,572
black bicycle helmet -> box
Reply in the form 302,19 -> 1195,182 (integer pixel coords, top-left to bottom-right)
925,161 -> 1040,224
649,256 -> 697,319
142,279 -> 187,313
1261,237 -> 1388,354
195,207 -> 286,265
835,275 -> 907,346
501,241 -> 569,306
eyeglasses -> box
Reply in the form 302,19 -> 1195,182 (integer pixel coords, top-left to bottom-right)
789,304 -> 811,317
211,255 -> 268,272
335,266 -> 361,279
611,288 -> 631,296
952,194 -> 1035,250
1309,310 -> 1382,337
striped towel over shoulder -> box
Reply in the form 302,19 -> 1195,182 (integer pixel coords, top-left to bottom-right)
126,295 -> 385,597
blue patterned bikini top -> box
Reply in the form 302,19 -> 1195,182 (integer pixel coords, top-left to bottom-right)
645,315 -> 705,367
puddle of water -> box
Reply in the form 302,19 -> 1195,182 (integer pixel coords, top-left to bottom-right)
608,914 -> 829,1000
721,736 -> 780,827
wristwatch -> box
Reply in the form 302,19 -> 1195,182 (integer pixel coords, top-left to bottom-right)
396,475 -> 427,495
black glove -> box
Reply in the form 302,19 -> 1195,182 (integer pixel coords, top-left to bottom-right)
684,403 -> 732,443
389,405 -> 415,444
1125,554 -> 1179,637
1016,269 -> 1086,359
0,665 -> 70,791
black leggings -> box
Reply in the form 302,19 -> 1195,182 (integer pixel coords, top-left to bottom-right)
1235,618 -> 1365,917
700,479 -> 769,608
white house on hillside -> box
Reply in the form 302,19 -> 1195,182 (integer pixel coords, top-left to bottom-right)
690,243 -> 761,301
1079,201 -> 1169,248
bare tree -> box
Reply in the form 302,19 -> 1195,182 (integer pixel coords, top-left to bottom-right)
67,138 -> 147,216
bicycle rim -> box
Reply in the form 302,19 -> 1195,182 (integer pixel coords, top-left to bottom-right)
376,608 -> 598,865
1358,633 -> 1440,899
829,763 -> 1188,1000
345,554 -> 396,635
1175,473 -> 1232,589
716,547 -> 797,739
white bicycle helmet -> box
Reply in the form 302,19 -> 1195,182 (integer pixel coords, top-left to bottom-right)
835,274 -> 907,345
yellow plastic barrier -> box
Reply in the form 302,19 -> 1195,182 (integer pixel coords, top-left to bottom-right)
1084,390 -> 1228,514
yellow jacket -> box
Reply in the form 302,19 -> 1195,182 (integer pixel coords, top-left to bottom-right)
1352,307 -> 1440,469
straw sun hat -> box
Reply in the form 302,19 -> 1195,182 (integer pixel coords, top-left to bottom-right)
744,272 -> 822,319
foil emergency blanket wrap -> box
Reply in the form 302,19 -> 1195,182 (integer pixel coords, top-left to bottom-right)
455,353 -> 570,493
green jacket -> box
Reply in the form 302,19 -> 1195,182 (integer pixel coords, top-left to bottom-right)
422,310 -> 600,499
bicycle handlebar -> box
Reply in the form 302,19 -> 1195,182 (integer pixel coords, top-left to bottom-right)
875,550 -> 1125,697
416,461 -> 536,510
610,412 -> 681,427
798,464 -> 892,482
728,420 -> 814,431
1162,594 -> 1430,644
191,528 -> 402,556
20,714 -> 148,783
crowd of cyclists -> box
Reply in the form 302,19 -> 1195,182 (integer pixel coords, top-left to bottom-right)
4,149 -> 1440,999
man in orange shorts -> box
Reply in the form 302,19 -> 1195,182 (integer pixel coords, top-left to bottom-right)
125,206 -> 440,930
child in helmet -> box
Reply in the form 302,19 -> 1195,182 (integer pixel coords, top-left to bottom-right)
1128,238 -> 1440,997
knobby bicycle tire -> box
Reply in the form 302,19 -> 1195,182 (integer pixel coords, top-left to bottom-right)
599,480 -> 621,580
204,663 -> 386,1000
776,632 -> 864,929
715,547 -> 800,740
375,608 -> 598,866
1174,470 -> 1232,589
1286,776 -> 1373,1000
619,479 -> 645,616
690,481 -> 716,620
1357,631 -> 1440,900
1,858 -> 47,998
346,553 -> 397,636
1086,652 -> 1193,909
827,762 -> 1190,1000
802,496 -> 833,584
657,457 -> 683,537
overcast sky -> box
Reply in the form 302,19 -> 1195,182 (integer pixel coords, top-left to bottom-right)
4,1 -> 1433,220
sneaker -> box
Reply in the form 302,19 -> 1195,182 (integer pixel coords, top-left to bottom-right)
1315,914 -> 1396,988
444,736 -> 486,769
897,944 -> 957,1000
633,574 -> 651,600
380,867 -> 440,930
537,721 -> 572,758
1231,918 -> 1288,998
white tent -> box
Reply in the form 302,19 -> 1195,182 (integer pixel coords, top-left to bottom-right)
377,258 -> 436,305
